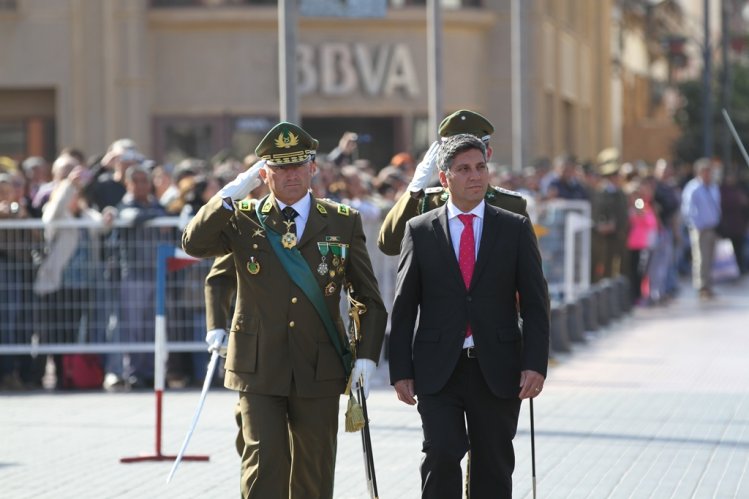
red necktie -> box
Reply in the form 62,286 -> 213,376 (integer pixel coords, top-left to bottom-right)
458,214 -> 475,338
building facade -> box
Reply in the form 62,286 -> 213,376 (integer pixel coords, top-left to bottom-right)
0,0 -> 614,168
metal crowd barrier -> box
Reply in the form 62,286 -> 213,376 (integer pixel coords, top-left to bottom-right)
1,197 -> 606,359
0,215 -> 399,357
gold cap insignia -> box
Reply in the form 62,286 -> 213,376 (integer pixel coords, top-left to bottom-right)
274,132 -> 299,149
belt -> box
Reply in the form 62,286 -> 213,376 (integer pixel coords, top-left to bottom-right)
462,347 -> 477,359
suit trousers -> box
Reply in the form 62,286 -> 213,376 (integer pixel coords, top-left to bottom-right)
417,353 -> 522,499
239,385 -> 339,499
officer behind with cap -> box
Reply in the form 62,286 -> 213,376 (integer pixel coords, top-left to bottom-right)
590,147 -> 629,282
183,121 -> 387,498
377,109 -> 531,256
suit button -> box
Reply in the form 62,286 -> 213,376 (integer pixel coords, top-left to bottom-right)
289,321 -> 295,328
291,297 -> 298,304
466,296 -> 472,302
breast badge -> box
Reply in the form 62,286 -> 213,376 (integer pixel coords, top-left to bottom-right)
247,257 -> 260,275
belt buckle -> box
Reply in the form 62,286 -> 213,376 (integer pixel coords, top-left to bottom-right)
466,346 -> 476,359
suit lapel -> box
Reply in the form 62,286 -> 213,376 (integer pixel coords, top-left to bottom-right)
431,205 -> 465,290
260,194 -> 285,235
297,194 -> 327,249
471,204 -> 501,289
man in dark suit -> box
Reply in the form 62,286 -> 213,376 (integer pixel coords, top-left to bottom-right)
183,122 -> 387,498
389,133 -> 549,498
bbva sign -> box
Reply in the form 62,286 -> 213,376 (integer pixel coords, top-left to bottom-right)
297,42 -> 420,98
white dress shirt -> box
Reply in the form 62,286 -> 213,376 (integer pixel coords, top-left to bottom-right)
446,199 -> 485,348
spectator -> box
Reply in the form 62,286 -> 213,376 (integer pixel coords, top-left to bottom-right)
0,173 -> 37,389
21,156 -> 51,206
625,178 -> 658,305
104,165 -> 170,389
82,138 -> 145,211
34,162 -> 115,388
681,158 -> 721,299
719,170 -> 749,275
326,131 -> 359,166
546,154 -> 589,200
649,159 -> 682,303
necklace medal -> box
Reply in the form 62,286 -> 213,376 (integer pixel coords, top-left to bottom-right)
281,220 -> 297,249
317,242 -> 330,275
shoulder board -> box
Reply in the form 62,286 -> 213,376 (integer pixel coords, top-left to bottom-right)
424,186 -> 444,195
491,186 -> 524,199
237,199 -> 256,211
316,198 -> 352,217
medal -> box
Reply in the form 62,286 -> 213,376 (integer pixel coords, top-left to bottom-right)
282,220 -> 297,249
330,243 -> 342,267
324,281 -> 337,296
317,242 -> 330,275
247,257 -> 260,275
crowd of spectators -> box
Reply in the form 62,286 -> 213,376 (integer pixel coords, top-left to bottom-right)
1,135 -> 748,391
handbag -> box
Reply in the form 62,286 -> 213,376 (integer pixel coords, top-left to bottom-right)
712,238 -> 740,282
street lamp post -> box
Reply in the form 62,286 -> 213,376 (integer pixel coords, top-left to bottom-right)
703,0 -> 714,158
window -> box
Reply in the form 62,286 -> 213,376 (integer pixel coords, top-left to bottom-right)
0,121 -> 25,159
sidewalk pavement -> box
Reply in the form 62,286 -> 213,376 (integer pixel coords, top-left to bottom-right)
2,276 -> 748,498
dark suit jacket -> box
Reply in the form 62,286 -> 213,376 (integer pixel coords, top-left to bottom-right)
389,203 -> 549,399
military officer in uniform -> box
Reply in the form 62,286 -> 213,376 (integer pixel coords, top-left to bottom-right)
590,148 -> 629,282
183,122 -> 387,499
378,109 -> 530,256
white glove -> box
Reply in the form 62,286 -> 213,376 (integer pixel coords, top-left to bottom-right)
350,359 -> 376,399
217,159 -> 266,201
205,328 -> 228,358
408,141 -> 440,193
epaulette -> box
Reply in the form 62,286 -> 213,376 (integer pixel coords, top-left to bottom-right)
237,199 -> 256,211
318,198 -> 354,217
491,186 -> 524,199
424,186 -> 444,195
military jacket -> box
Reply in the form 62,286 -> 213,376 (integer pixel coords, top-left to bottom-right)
377,186 -> 530,256
183,194 -> 387,397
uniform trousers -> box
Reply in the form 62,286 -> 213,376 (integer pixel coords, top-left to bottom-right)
239,383 -> 339,499
417,352 -> 522,499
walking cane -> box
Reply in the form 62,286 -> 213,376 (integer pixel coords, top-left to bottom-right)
530,397 -> 537,499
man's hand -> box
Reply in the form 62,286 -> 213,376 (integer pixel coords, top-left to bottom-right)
518,370 -> 545,400
205,328 -> 228,358
217,159 -> 266,201
393,379 -> 416,405
408,141 -> 440,193
350,359 -> 376,399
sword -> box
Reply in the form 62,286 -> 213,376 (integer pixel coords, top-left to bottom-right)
721,108 -> 749,169
356,383 -> 379,499
346,284 -> 379,498
166,349 -> 221,483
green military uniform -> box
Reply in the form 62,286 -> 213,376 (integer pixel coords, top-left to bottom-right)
590,149 -> 630,282
184,122 -> 387,499
378,185 -> 530,255
204,254 -> 245,456
377,109 -> 531,256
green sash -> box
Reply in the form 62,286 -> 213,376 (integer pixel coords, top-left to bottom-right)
255,197 -> 352,377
